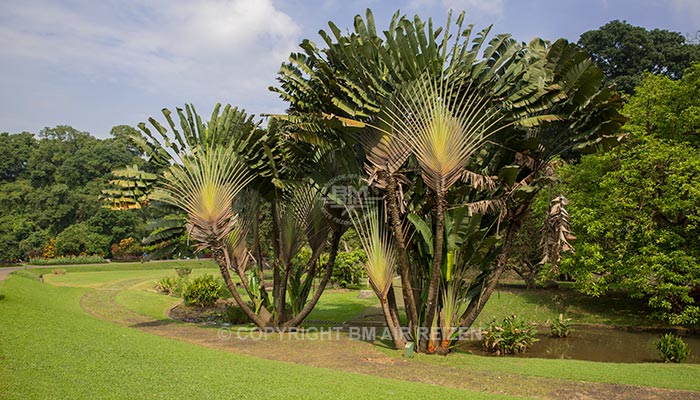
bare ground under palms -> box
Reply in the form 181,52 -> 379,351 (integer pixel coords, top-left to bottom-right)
78,278 -> 700,400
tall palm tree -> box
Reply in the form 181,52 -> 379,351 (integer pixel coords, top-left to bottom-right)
350,205 -> 406,349
151,145 -> 268,327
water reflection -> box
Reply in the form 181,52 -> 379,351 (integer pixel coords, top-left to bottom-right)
460,326 -> 700,363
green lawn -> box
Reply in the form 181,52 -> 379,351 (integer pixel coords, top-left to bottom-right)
4,265 -> 699,398
0,275 -> 512,399
391,350 -> 700,392
474,286 -> 662,327
305,290 -> 378,323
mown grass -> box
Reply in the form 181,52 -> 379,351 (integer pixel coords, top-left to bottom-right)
305,290 -> 378,323
44,267 -> 219,288
0,275 -> 512,400
26,259 -> 217,276
115,288 -> 181,321
404,350 -> 700,392
474,286 -> 662,327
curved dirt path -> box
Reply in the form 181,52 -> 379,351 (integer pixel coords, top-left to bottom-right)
78,278 -> 700,400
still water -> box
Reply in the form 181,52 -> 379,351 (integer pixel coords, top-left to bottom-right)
461,326 -> 700,363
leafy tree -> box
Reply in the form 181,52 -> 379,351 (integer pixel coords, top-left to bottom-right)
578,20 -> 700,93
561,66 -> 700,325
0,132 -> 35,182
54,222 -> 111,256
0,126 -> 151,262
561,137 -> 700,325
623,63 -> 700,145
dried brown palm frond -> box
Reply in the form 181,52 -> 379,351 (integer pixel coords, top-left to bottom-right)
540,194 -> 575,272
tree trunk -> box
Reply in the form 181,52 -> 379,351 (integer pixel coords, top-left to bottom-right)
278,261 -> 291,324
297,248 -> 324,309
386,286 -> 404,340
421,193 -> 446,352
380,296 -> 407,350
282,228 -> 343,328
386,171 -> 419,334
459,211 -> 524,329
213,247 -> 268,329
252,215 -> 270,307
271,201 -> 282,325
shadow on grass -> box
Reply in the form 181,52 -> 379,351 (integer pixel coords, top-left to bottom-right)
130,319 -> 176,328
0,294 -> 5,301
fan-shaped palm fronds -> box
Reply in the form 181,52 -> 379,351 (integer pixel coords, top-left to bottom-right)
100,165 -> 158,210
350,206 -> 397,299
151,146 -> 253,250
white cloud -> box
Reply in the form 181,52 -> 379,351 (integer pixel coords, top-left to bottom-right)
0,0 -> 301,107
407,0 -> 504,16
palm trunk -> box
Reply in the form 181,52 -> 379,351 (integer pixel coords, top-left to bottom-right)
386,286 -> 405,344
421,193 -> 446,352
386,172 -> 419,334
278,261 -> 291,323
297,249 -> 324,308
380,296 -> 407,350
252,215 -> 270,307
282,228 -> 343,328
459,210 -> 524,329
271,201 -> 282,325
231,255 -> 259,307
213,247 -> 268,329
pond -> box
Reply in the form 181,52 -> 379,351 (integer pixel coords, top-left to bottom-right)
460,325 -> 700,364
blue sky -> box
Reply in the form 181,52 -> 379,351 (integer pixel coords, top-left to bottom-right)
1,0 -> 698,138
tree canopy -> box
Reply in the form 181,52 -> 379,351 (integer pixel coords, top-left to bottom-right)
0,126 -> 164,262
560,65 -> 700,325
578,20 -> 700,93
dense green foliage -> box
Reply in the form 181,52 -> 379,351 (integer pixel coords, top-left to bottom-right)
657,333 -> 691,363
481,315 -> 538,355
182,274 -> 223,307
0,126 -> 141,261
0,125 -> 197,263
561,65 -> 700,325
578,20 -> 700,93
329,249 -> 366,288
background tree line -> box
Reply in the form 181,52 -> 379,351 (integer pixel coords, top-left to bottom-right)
0,125 -> 194,262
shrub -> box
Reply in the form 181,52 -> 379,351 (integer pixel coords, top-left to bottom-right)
110,237 -> 144,261
28,256 -> 107,265
330,249 -> 366,288
223,304 -> 251,324
550,314 -> 572,338
657,333 -> 690,363
54,222 -> 110,257
175,266 -> 192,278
182,274 -> 222,307
154,276 -> 179,295
482,315 -> 539,355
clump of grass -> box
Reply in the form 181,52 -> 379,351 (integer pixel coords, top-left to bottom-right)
482,315 -> 538,355
175,266 -> 192,278
52,269 -> 67,275
549,314 -> 571,338
182,274 -> 222,307
657,333 -> 690,363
